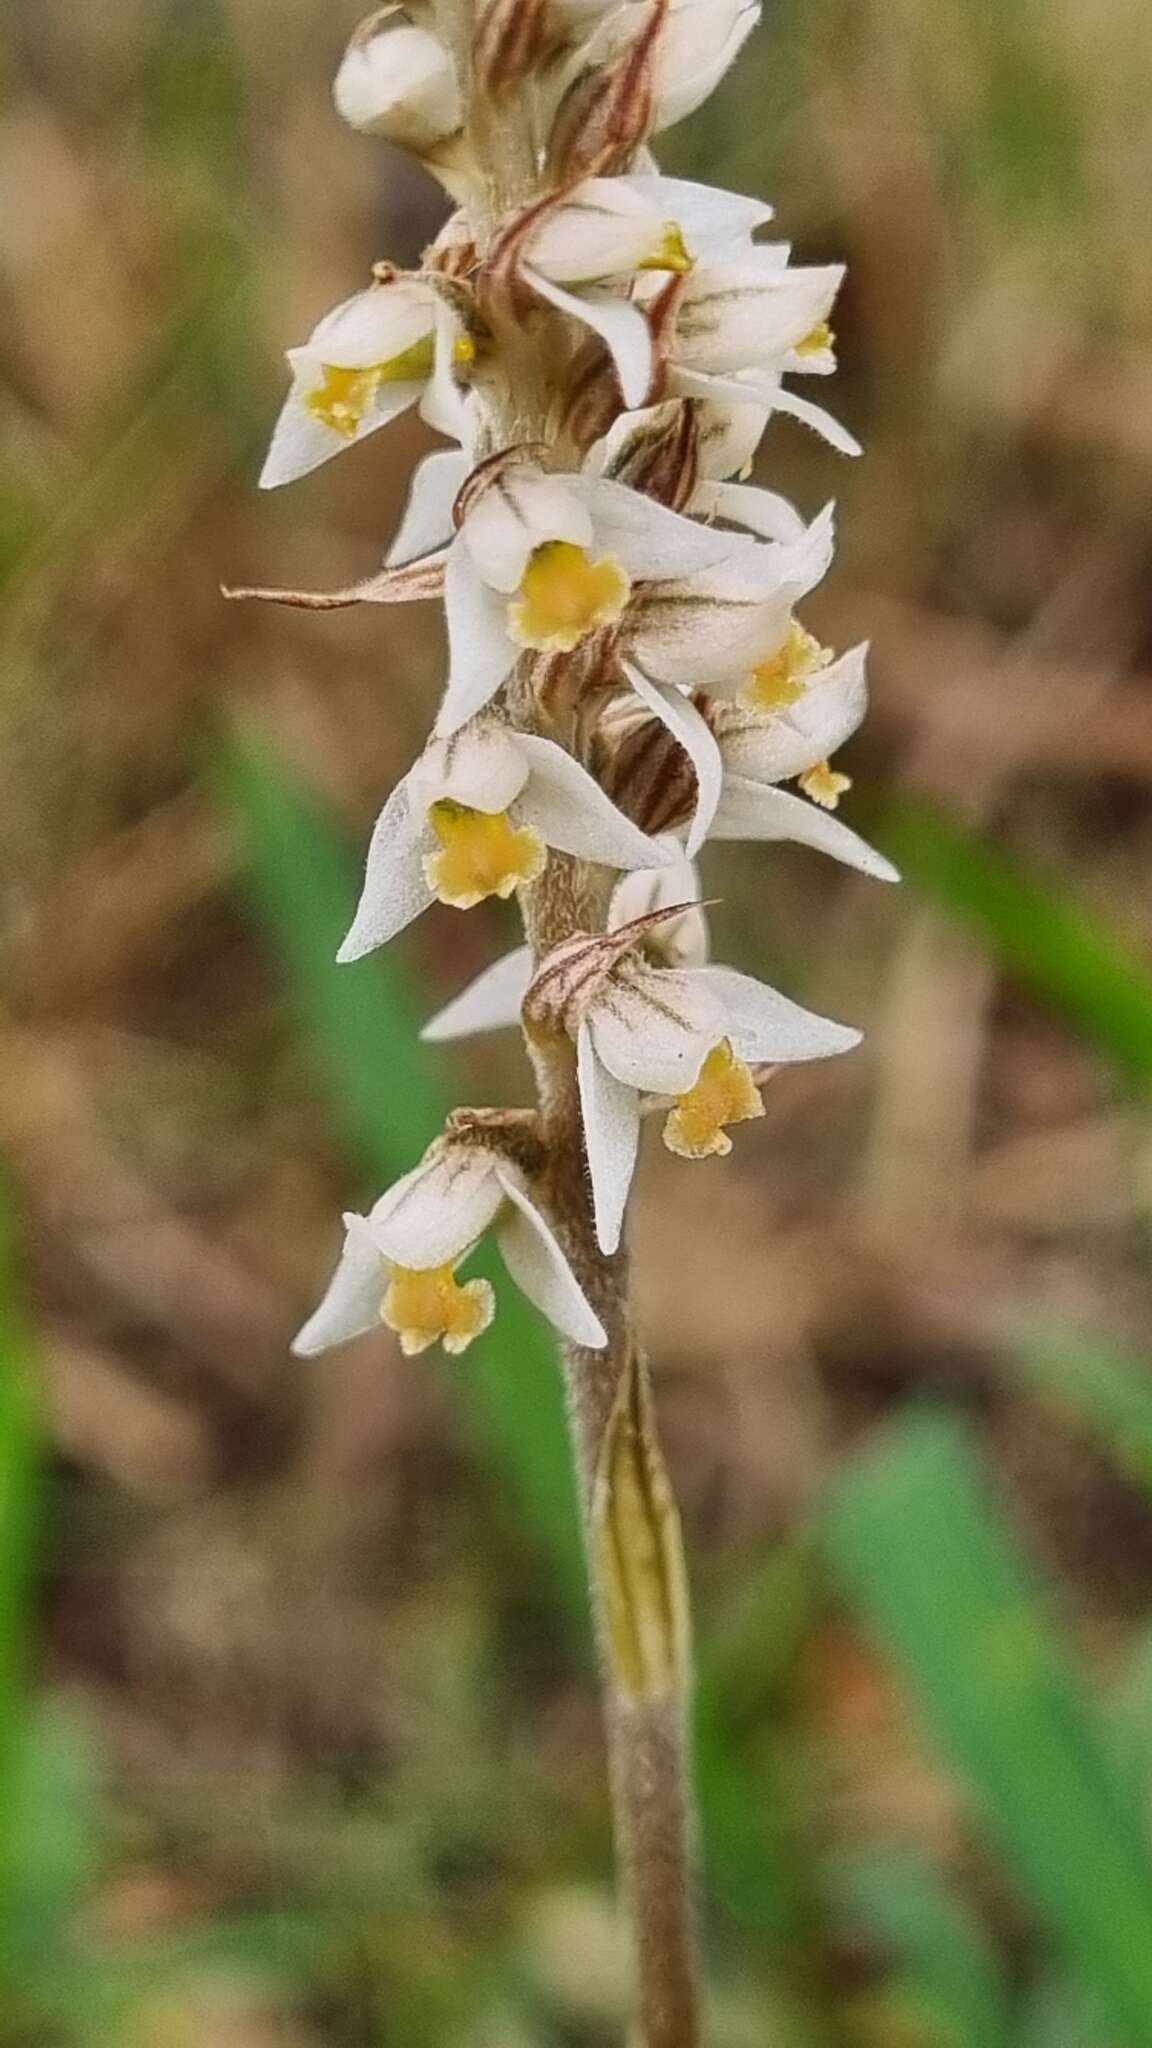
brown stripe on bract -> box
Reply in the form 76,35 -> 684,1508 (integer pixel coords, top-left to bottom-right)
523,902 -> 704,1036
544,0 -> 668,183
598,713 -> 695,835
472,0 -> 551,93
603,399 -> 700,513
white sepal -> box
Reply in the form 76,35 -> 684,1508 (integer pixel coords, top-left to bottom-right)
622,661 -> 723,857
619,175 -> 773,255
525,179 -> 685,283
577,1020 -> 642,1256
386,448 -> 470,566
493,1168 -> 607,1346
711,778 -> 899,881
513,734 -> 673,870
569,476 -> 737,579
610,851 -> 708,968
291,1213 -> 387,1356
421,946 -> 533,1042
719,641 -> 869,779
436,543 -> 521,736
521,267 -> 655,410
333,8 -> 462,150
408,720 -> 530,814
336,779 -> 432,962
694,964 -> 862,1061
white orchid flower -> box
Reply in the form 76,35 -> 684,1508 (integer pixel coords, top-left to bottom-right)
422,840 -> 705,1043
524,911 -> 860,1253
293,1136 -> 606,1357
520,175 -> 774,409
705,641 -> 898,878
260,275 -> 456,489
333,7 -> 462,152
433,458 -> 738,737
337,714 -> 671,961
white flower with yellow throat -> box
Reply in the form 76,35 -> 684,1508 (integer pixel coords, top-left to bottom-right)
336,714 -> 674,962
292,1135 -> 606,1359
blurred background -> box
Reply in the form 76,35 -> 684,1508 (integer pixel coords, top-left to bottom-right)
3,0 -> 1152,2040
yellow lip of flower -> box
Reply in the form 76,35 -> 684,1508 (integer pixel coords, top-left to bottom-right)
508,541 -> 632,655
423,799 -> 546,909
662,1039 -> 765,1160
743,620 -> 831,713
305,335 -> 437,437
637,222 -> 693,275
799,760 -> 851,811
794,320 -> 835,359
381,1263 -> 495,1356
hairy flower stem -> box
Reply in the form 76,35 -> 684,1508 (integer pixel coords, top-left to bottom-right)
523,866 -> 701,2048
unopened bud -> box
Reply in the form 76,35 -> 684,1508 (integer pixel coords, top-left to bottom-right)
334,6 -> 462,153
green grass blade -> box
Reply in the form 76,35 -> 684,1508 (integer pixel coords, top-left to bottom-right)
0,1182 -> 42,1973
880,800 -> 1152,1090
821,1846 -> 1011,2048
1006,1326 -> 1152,1496
823,1412 -> 1152,2048
217,731 -> 586,1616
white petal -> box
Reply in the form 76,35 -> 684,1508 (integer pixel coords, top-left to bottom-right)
695,399 -> 772,479
693,963 -> 862,1062
672,261 -> 843,376
291,1213 -> 386,1356
461,467 -> 593,593
386,448 -> 470,566
421,946 -> 533,1042
514,733 -> 670,869
573,475 -> 738,578
367,1144 -> 504,1268
494,1169 -> 607,1346
711,777 -> 898,880
625,537 -> 794,688
622,663 -> 722,856
259,373 -> 423,490
522,268 -> 654,410
692,478 -> 806,543
587,961 -> 723,1093
336,778 -> 432,962
620,175 -> 773,257
435,542 -> 519,737
408,719 -> 530,814
418,303 -> 474,444
718,642 -> 869,780
577,1022 -> 641,1256
769,384 -> 862,457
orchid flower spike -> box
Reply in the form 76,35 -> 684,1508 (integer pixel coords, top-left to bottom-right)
525,911 -> 860,1253
293,1131 -> 606,1358
337,714 -> 673,962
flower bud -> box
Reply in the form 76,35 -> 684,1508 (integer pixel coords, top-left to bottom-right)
334,7 -> 462,153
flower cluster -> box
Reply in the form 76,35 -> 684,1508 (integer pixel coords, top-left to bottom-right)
248,0 -> 895,1362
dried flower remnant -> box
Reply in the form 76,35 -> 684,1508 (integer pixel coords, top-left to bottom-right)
243,0 -> 894,2038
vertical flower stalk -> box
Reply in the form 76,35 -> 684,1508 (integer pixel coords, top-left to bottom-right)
235,1 -> 896,2039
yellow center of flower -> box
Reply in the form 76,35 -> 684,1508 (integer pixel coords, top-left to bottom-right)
743,621 -> 831,712
453,334 -> 477,365
381,1264 -> 495,1356
508,541 -> 632,654
662,1040 -> 765,1160
799,760 -> 852,810
795,320 -> 835,359
637,222 -> 693,274
423,800 -> 546,908
305,336 -> 436,437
